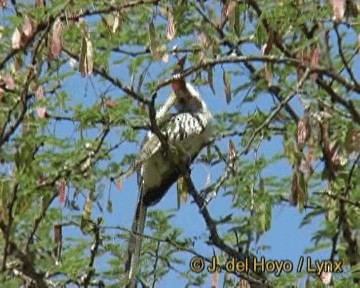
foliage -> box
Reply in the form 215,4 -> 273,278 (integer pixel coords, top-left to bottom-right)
0,0 -> 359,287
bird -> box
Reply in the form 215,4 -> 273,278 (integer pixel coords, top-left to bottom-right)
124,58 -> 212,288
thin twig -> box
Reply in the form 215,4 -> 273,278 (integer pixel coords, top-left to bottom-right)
241,68 -> 311,156
151,240 -> 161,288
333,24 -> 358,86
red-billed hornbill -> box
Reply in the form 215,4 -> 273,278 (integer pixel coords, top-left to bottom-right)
124,58 -> 212,287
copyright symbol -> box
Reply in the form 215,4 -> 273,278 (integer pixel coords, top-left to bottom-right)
189,256 -> 205,273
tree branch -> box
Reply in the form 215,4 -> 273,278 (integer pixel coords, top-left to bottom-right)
82,219 -> 102,288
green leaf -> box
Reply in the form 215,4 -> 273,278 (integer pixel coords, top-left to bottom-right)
149,20 -> 159,60
207,66 -> 215,95
298,170 -> 307,212
81,189 -> 94,234
106,197 -> 113,213
176,176 -> 188,209
223,70 -> 231,104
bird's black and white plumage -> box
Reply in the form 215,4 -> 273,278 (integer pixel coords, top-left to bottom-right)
124,68 -> 212,287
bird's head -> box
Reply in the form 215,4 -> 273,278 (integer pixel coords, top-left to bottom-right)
155,56 -> 208,121
170,55 -> 204,113
171,76 -> 203,113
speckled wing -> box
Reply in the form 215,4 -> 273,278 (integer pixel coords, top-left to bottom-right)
132,111 -> 209,176
128,115 -> 171,176
165,112 -> 209,141
137,111 -> 211,206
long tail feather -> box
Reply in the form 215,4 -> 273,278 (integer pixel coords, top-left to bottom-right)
125,198 -> 147,288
